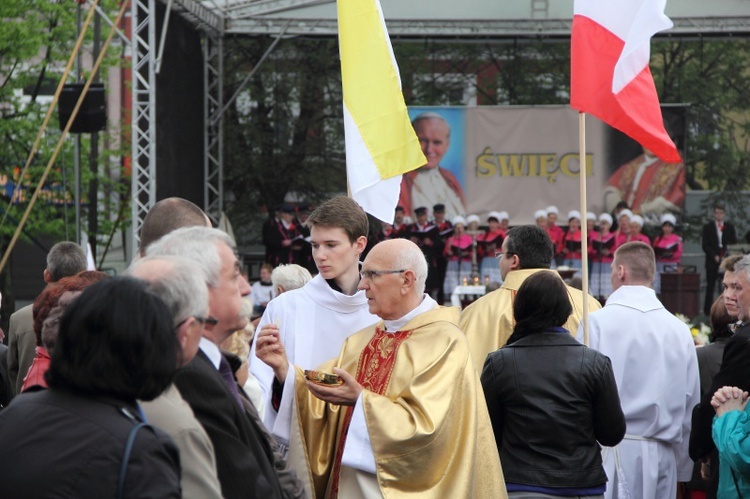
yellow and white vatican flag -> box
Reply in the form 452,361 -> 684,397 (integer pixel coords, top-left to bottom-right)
338,0 -> 426,224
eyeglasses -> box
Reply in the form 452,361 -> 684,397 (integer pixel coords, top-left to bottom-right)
359,269 -> 406,280
175,315 -> 219,329
495,251 -> 516,260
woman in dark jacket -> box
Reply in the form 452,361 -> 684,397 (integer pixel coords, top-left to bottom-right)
0,277 -> 181,498
481,271 -> 626,498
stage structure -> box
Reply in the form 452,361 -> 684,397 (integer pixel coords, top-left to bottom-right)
125,0 -> 750,257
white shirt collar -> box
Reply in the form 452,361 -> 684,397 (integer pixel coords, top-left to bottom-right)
383,294 -> 439,333
199,337 -> 222,370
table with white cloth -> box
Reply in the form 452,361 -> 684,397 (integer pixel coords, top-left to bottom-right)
450,286 -> 486,308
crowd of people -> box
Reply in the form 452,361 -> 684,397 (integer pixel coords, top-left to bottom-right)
263,199 -> 690,305
0,194 -> 748,499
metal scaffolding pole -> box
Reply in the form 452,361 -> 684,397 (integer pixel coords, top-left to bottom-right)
204,33 -> 223,225
131,0 -> 157,258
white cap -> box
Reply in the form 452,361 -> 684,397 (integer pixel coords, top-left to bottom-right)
546,205 -> 559,215
661,213 -> 677,226
466,214 -> 480,225
599,213 -> 613,225
497,211 -> 510,221
452,215 -> 466,226
586,211 -> 597,221
618,209 -> 633,220
487,211 -> 502,222
568,210 -> 581,221
631,215 -> 644,227
534,209 -> 547,220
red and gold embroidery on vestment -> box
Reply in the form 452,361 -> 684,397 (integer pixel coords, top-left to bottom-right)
329,328 -> 412,498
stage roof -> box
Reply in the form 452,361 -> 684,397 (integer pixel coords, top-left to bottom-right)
171,0 -> 750,37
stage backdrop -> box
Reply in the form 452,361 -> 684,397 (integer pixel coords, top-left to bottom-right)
403,106 -> 686,226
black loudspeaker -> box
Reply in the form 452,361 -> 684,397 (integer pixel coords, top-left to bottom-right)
58,83 -> 107,133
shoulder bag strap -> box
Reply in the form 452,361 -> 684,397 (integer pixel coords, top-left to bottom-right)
117,422 -> 147,499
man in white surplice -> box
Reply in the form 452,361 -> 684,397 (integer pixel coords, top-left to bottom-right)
249,196 -> 378,432
577,241 -> 700,499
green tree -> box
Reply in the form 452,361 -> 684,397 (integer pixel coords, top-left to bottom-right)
223,37 -> 346,238
0,0 -> 126,243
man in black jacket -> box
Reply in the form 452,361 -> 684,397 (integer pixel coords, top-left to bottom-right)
690,254 -> 750,498
702,202 -> 737,315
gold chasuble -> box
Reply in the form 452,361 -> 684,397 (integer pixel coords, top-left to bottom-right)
291,306 -> 506,498
459,269 -> 602,373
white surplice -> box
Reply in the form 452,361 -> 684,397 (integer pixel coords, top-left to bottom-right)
577,285 -> 700,499
249,274 -> 378,434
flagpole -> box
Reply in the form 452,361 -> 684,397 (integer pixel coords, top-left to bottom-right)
579,111 -> 589,346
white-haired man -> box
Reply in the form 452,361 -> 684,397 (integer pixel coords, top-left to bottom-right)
257,239 -> 506,497
128,255 -> 222,499
147,227 -> 304,499
577,241 -> 700,499
398,113 -> 466,220
270,264 -> 312,296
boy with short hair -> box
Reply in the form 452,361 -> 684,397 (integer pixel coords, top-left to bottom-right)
249,196 -> 378,430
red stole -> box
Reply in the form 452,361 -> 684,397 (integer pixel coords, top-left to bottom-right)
329,328 -> 413,497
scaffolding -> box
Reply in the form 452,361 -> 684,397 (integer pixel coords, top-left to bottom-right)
128,0 -> 750,258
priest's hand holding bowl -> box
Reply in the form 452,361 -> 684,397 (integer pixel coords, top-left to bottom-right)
306,367 -> 362,406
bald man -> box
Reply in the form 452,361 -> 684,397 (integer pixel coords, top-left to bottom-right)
257,239 -> 505,498
138,197 -> 211,256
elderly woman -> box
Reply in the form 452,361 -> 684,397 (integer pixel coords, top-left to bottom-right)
481,271 -> 626,497
0,277 -> 181,498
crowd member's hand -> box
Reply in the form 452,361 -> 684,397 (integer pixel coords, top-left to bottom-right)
711,386 -> 748,417
306,368 -> 362,406
700,458 -> 712,481
255,323 -> 289,383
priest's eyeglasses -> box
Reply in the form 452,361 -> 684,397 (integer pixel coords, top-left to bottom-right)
495,251 -> 516,260
175,315 -> 219,329
360,269 -> 406,280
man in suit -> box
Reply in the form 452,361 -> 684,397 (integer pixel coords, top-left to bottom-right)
702,202 -> 737,315
129,255 -> 223,499
147,227 -> 305,499
691,254 -> 750,497
7,241 -> 87,396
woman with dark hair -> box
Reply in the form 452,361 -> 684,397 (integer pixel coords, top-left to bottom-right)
0,277 -> 181,498
482,271 -> 626,498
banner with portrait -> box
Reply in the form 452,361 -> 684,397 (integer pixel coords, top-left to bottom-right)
400,106 -> 687,227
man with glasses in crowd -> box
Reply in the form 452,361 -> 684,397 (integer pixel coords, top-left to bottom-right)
128,255 -> 223,499
459,225 -> 601,373
147,227 -> 304,499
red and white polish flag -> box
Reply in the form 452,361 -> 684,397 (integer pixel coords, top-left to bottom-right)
571,0 -> 681,163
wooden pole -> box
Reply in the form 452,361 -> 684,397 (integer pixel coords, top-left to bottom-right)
579,112 -> 589,346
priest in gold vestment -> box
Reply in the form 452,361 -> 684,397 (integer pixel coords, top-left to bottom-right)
459,225 -> 602,372
256,239 -> 506,498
